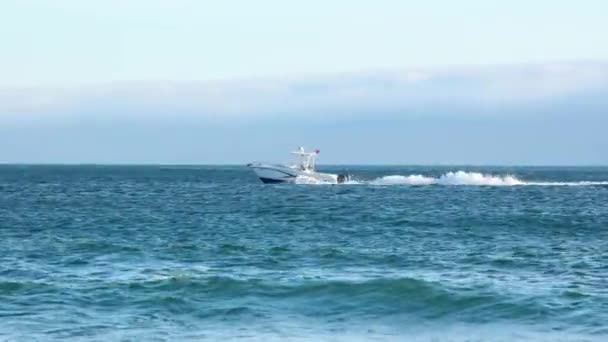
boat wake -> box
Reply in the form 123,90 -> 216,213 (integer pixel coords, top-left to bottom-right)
294,175 -> 337,185
371,171 -> 522,186
295,171 -> 608,186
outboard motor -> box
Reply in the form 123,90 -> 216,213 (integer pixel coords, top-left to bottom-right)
337,174 -> 350,184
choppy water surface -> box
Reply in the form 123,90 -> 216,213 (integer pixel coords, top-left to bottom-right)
1,165 -> 607,341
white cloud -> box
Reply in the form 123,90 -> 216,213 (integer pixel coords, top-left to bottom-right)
1,61 -> 606,122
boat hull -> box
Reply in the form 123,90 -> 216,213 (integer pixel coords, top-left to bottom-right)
248,164 -> 299,183
247,163 -> 344,184
259,177 -> 289,184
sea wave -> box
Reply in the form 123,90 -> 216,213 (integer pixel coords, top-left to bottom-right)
74,275 -> 552,320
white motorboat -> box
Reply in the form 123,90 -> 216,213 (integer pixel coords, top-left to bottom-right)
247,147 -> 350,184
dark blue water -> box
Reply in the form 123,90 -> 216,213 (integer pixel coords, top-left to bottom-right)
1,165 -> 607,341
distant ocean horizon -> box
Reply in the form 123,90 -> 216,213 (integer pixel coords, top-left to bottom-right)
3,163 -> 608,169
1,165 -> 607,341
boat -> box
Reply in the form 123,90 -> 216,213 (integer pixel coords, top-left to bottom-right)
247,147 -> 351,184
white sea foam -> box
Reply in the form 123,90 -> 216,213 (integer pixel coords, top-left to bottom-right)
293,170 -> 608,186
371,174 -> 436,185
294,175 -> 336,185
371,171 -> 524,186
347,171 -> 608,187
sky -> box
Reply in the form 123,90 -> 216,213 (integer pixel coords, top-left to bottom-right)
1,0 -> 607,164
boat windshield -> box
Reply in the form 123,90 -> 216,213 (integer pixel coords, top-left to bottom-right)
290,147 -> 318,171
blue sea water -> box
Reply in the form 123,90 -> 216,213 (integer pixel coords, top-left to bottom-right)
1,165 -> 607,341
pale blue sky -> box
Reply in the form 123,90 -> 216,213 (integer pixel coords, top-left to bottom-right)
2,0 -> 607,85
1,1 -> 607,164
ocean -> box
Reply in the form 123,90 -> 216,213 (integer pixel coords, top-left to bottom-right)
1,165 -> 607,341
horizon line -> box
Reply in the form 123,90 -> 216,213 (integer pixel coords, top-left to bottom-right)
1,163 -> 607,168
